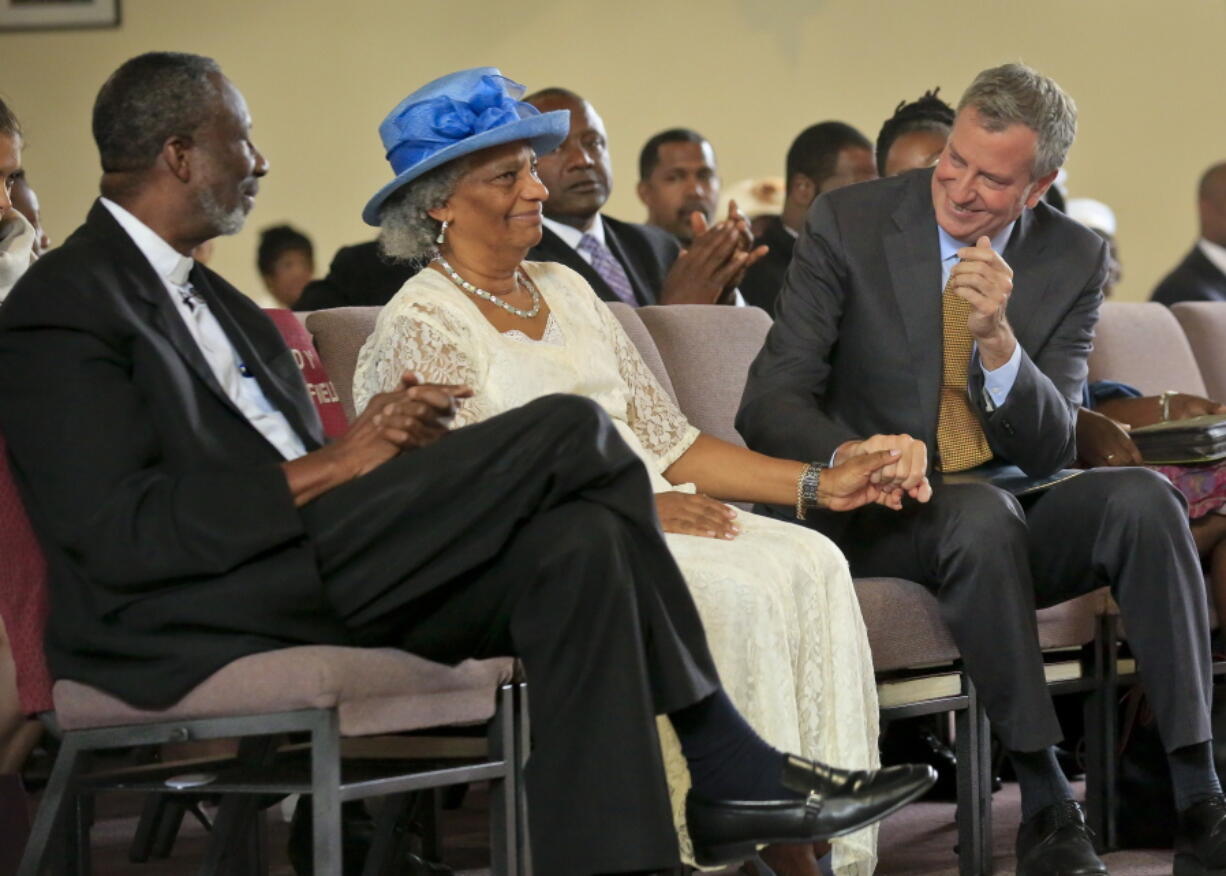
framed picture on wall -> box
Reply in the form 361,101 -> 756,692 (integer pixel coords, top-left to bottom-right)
0,0 -> 120,31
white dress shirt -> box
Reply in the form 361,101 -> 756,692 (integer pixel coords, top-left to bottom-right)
1198,238 -> 1226,277
100,198 -> 307,461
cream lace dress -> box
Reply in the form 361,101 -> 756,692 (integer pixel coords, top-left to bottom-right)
352,262 -> 881,875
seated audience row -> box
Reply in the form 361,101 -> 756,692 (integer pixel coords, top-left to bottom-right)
0,54 -> 935,876
4,48 -> 1226,876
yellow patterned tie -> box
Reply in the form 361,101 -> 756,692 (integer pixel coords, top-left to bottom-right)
936,271 -> 994,472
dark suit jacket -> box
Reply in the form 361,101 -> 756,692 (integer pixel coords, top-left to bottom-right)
739,215 -> 795,315
294,240 -> 419,310
0,202 -> 348,707
737,168 -> 1109,482
527,215 -> 679,306
1151,244 -> 1226,306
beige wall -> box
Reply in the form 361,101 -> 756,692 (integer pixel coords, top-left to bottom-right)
2,0 -> 1223,304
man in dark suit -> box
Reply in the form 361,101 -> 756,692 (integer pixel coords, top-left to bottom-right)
0,53 -> 932,875
739,122 -> 876,314
293,239 -> 419,310
1152,161 -> 1226,306
738,63 -> 1226,875
524,87 -> 760,306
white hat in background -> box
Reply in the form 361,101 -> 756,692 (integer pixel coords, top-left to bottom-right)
1066,197 -> 1117,236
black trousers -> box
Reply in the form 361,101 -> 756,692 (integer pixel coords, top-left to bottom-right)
806,467 -> 1212,754
299,395 -> 720,876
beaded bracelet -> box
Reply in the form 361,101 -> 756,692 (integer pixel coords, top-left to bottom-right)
794,463 -> 825,520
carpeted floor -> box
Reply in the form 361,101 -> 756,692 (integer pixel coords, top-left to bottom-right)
23,780 -> 1175,874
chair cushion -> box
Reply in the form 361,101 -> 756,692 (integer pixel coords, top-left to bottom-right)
854,577 -> 959,673
264,309 -> 349,438
1036,589 -> 1107,650
54,647 -> 514,738
636,305 -> 773,446
604,302 -> 678,403
1171,302 -> 1226,403
1088,301 -> 1207,396
304,307 -> 382,422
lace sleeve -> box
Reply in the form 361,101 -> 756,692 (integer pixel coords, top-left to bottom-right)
352,305 -> 493,430
595,303 -> 699,471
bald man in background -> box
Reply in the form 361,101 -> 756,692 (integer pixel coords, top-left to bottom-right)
1152,161 -> 1226,305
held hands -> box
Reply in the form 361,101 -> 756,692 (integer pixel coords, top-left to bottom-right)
332,371 -> 473,478
1075,409 -> 1142,468
833,434 -> 934,508
659,199 -> 768,305
951,237 -> 1016,368
655,492 -> 741,540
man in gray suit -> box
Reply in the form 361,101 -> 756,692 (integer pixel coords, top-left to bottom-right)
738,63 -> 1226,875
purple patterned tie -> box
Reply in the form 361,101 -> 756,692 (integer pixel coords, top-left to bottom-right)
578,233 -> 638,306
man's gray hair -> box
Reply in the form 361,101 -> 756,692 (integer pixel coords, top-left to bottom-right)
958,63 -> 1077,179
92,52 -> 223,173
378,158 -> 470,263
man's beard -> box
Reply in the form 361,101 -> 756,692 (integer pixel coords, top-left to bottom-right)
197,187 -> 247,236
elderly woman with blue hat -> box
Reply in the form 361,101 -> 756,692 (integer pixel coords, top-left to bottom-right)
354,68 -> 934,876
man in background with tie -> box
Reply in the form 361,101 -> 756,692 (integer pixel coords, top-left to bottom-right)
525,87 -> 763,306
738,63 -> 1226,876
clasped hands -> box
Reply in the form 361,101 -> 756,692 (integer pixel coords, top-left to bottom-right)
659,199 -> 769,305
949,236 -> 1016,369
284,371 -> 470,506
339,371 -> 471,475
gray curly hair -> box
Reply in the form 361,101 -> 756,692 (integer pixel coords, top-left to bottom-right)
958,63 -> 1076,180
377,158 -> 470,263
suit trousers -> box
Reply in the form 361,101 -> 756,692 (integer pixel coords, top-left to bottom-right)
809,466 -> 1212,754
297,394 -> 719,876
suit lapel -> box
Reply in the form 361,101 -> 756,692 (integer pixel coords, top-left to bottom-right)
1002,208 -> 1054,352
85,204 -> 241,416
601,218 -> 654,306
884,173 -> 943,442
190,267 -> 322,450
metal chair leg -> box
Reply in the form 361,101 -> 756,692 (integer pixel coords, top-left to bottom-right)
488,683 -> 518,876
311,711 -> 343,876
955,679 -> 993,875
515,682 -> 531,876
1083,612 -> 1118,852
17,733 -> 84,876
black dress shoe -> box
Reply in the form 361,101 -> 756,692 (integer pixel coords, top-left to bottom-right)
1015,800 -> 1106,876
686,755 -> 936,867
1175,794 -> 1226,875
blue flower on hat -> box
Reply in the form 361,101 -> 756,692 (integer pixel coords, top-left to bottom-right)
386,75 -> 536,174
362,67 -> 570,226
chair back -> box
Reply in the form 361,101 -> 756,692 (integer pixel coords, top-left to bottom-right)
304,307 -> 382,422
1171,302 -> 1226,402
264,309 -> 349,438
604,302 -> 678,403
1088,301 -> 1207,396
635,305 -> 773,446
0,432 -> 53,715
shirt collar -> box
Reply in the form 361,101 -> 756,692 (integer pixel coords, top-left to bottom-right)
100,197 -> 195,287
937,219 -> 1017,264
543,213 -> 606,251
1198,238 -> 1226,277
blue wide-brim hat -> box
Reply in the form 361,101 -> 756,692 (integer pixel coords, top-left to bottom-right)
362,67 -> 570,226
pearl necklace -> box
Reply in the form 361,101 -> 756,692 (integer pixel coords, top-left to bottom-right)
434,255 -> 541,319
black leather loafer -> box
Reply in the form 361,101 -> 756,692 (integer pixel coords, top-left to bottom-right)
686,755 -> 936,867
1015,800 -> 1106,876
1175,794 -> 1226,875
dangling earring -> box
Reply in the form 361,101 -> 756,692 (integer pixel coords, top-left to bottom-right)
436,219 -> 449,247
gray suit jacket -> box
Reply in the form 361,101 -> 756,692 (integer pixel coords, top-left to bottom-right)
736,168 -> 1109,480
